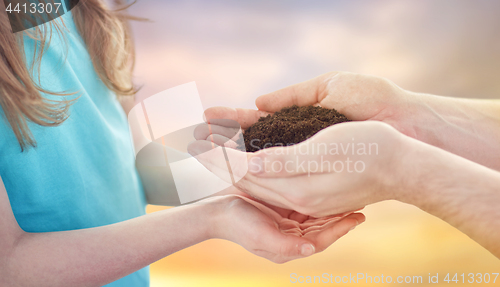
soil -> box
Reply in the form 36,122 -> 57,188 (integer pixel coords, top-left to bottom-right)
240,105 -> 351,152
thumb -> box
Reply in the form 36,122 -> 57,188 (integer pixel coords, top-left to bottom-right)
255,76 -> 323,112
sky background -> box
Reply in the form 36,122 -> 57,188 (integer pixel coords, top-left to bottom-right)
128,0 -> 500,286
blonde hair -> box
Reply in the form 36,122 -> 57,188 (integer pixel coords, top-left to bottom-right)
0,0 -> 139,151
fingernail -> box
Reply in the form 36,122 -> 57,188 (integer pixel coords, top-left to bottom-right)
248,156 -> 263,174
300,244 -> 315,257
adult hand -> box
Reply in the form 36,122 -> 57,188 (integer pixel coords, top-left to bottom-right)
190,116 -> 500,260
190,120 -> 405,217
202,191 -> 365,263
190,71 -> 500,258
203,71 -> 500,170
202,71 -> 415,135
198,125 -> 500,259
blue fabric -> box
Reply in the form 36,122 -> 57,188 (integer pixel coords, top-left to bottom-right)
0,11 -> 149,287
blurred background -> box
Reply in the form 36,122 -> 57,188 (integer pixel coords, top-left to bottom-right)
129,0 -> 500,286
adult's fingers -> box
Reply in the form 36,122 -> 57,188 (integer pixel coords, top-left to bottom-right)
188,137 -> 336,212
186,140 -> 237,185
245,121 -> 368,178
239,172 -> 369,216
204,134 -> 240,149
203,107 -> 270,129
232,177 -> 297,210
255,74 -> 328,112
246,143 -> 332,178
188,140 -> 249,178
188,140 -> 298,210
193,123 -> 242,141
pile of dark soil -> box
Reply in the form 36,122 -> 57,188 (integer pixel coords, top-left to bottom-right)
240,105 -> 351,152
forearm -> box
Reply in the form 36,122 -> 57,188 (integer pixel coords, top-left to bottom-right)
410,92 -> 500,170
2,202 -> 214,287
397,139 -> 500,257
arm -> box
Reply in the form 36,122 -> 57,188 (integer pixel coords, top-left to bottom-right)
193,71 -> 500,258
0,176 -> 362,287
406,93 -> 500,171
191,119 -> 500,258
0,174 -> 214,287
396,135 -> 500,257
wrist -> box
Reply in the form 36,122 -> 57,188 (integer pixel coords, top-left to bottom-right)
392,137 -> 484,211
396,91 -> 443,143
174,197 -> 223,242
388,135 -> 443,206
191,195 -> 237,240
394,138 -> 500,253
370,123 -> 418,203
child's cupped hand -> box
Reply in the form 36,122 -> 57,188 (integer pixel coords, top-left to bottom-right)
199,191 -> 364,264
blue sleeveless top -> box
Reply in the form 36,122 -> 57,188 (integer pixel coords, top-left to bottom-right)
0,11 -> 149,287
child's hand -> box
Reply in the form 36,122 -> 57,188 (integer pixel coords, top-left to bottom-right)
200,193 -> 364,264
